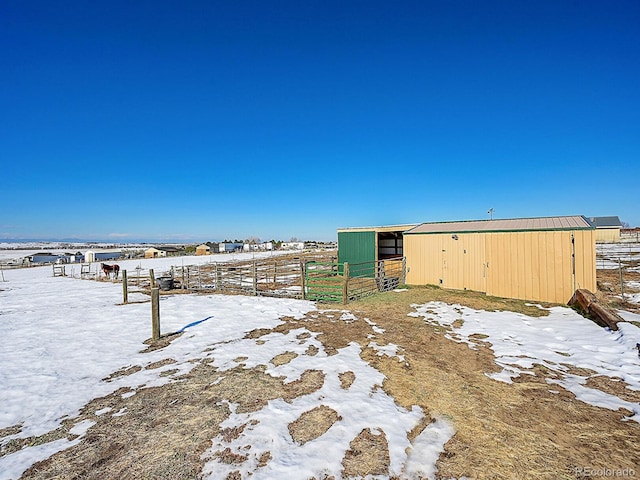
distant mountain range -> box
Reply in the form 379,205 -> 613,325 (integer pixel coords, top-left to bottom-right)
0,238 -> 188,245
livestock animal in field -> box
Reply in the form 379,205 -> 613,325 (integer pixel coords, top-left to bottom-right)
101,263 -> 120,279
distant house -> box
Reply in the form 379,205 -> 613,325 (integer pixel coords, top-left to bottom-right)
84,250 -> 121,262
243,242 -> 273,252
281,242 -> 305,250
589,216 -> 623,243
28,253 -> 63,264
27,252 -> 85,264
144,247 -> 166,259
161,246 -> 185,256
196,244 -> 211,256
218,242 -> 243,253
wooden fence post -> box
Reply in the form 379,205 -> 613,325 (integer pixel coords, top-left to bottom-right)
619,259 -> 625,303
122,270 -> 128,304
215,263 -> 220,290
149,269 -> 156,288
252,260 -> 258,295
343,262 -> 350,305
151,287 -> 160,340
300,260 -> 306,300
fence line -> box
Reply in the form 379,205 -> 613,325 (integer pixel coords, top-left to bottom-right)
146,254 -> 406,303
60,253 -> 408,304
305,257 -> 406,304
171,253 -> 336,299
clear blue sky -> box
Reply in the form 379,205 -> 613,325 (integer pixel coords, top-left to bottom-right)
1,1 -> 639,242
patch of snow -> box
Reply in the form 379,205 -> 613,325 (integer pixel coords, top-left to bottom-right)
404,416 -> 456,480
201,340 -> 424,479
69,419 -> 95,437
369,342 -> 405,362
365,317 -> 386,334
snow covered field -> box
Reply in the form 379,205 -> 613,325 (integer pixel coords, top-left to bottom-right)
0,254 -> 453,480
1,251 -> 640,479
597,242 -> 640,270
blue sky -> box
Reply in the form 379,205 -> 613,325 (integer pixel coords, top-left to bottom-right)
1,1 -> 639,242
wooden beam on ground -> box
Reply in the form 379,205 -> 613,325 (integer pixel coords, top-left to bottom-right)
568,288 -> 624,331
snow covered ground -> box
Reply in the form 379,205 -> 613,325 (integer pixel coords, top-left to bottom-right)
622,281 -> 640,305
0,254 -> 452,480
2,251 -> 640,479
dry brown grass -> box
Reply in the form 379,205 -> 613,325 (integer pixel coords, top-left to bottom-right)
349,285 -> 640,479
339,371 -> 356,390
271,351 -> 299,366
12,282 -> 640,480
342,428 -> 390,477
288,405 -> 341,445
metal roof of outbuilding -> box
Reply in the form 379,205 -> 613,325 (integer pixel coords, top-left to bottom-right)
405,215 -> 593,234
337,224 -> 418,233
588,216 -> 623,228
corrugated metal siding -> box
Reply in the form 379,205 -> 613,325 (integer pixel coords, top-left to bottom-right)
485,231 -> 574,302
337,231 -> 376,265
405,233 -> 486,292
405,229 -> 596,304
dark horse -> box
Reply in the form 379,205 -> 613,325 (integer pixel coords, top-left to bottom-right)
101,263 -> 120,279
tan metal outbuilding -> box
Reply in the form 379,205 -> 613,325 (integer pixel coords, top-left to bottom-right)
589,216 -> 623,243
144,247 -> 166,259
404,216 -> 596,304
196,244 -> 211,255
594,228 -> 620,243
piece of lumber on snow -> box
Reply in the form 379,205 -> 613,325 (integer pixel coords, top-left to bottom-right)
569,288 -> 597,313
568,288 -> 624,331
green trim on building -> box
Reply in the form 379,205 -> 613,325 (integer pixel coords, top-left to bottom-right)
338,231 -> 376,265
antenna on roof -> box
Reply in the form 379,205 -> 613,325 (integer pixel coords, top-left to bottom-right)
488,208 -> 494,220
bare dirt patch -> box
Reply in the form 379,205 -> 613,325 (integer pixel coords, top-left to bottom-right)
341,428 -> 390,477
288,405 -> 341,445
585,376 -> 640,404
339,371 -> 356,390
305,344 -> 320,356
283,369 -> 325,400
102,365 -> 142,382
145,358 -> 177,370
270,351 -> 298,366
0,424 -> 22,440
